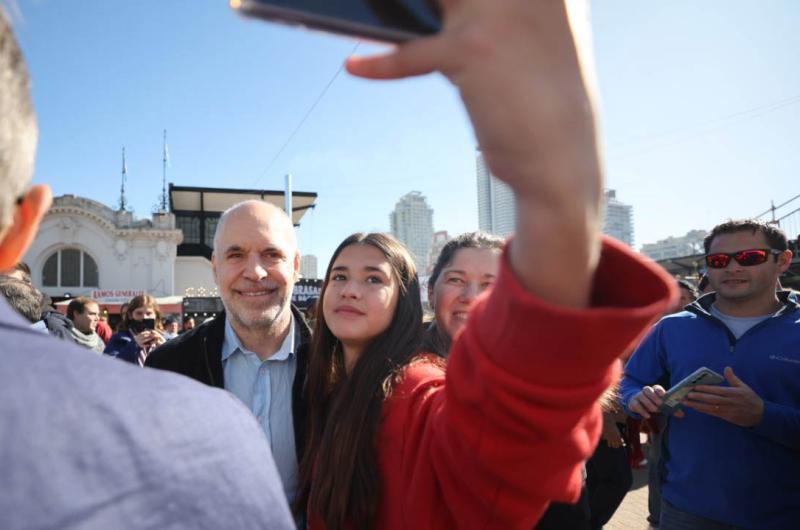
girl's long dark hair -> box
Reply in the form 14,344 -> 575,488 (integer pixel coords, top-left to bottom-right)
295,233 -> 423,530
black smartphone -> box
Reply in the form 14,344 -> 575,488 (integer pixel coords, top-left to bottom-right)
129,318 -> 156,334
235,0 -> 442,43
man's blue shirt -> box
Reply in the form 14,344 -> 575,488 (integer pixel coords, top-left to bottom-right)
222,317 -> 298,502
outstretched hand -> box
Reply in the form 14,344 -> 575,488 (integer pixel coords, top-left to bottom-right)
349,0 -> 603,307
683,367 -> 764,428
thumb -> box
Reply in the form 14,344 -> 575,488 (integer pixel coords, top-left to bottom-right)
724,366 -> 745,387
346,35 -> 447,80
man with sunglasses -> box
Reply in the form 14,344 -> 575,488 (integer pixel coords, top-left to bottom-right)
621,219 -> 799,530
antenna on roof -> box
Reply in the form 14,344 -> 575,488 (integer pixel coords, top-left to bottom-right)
159,130 -> 170,213
118,146 -> 128,211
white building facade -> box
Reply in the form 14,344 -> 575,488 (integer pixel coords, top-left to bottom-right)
390,191 -> 434,273
24,195 -> 183,301
641,229 -> 708,261
476,149 -> 515,237
300,254 -> 319,280
602,189 -> 634,248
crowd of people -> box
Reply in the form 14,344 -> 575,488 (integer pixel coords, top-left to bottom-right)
1,2 -> 797,529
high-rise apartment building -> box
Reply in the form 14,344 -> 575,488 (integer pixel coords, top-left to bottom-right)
427,230 -> 451,275
641,229 -> 708,261
390,191 -> 434,272
602,189 -> 634,248
300,254 -> 318,280
476,149 -> 515,237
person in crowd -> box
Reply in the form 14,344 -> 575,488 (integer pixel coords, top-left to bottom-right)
65,296 -> 104,353
104,294 -> 166,365
622,219 -> 799,529
304,297 -> 319,329
95,312 -> 112,344
162,316 -> 179,339
0,275 -> 42,323
422,231 -> 504,357
290,3 -> 677,528
2,261 -> 31,284
675,278 -> 697,309
0,11 -> 293,528
180,315 -> 195,333
146,200 -> 312,505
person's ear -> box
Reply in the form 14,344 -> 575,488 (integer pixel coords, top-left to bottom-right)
293,251 -> 301,282
777,249 -> 793,273
0,185 -> 52,271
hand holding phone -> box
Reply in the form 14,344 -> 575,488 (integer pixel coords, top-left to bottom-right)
660,367 -> 725,415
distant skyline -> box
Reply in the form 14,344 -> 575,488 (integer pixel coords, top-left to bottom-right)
12,0 -> 800,269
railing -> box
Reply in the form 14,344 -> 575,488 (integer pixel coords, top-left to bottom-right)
755,193 -> 800,241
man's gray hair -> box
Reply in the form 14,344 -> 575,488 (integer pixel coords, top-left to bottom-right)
0,9 -> 38,233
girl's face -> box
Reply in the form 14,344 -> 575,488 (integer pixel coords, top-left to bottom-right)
130,305 -> 156,321
430,247 -> 500,340
322,244 -> 400,357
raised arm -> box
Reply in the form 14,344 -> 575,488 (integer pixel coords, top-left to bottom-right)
348,0 -> 603,307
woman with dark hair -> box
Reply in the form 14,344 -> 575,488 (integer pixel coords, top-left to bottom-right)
293,1 -> 675,528
423,231 -> 504,357
104,294 -> 166,366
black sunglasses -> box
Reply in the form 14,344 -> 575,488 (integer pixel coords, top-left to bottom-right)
705,248 -> 781,269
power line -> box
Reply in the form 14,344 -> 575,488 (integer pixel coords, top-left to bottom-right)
607,92 -> 800,160
252,42 -> 361,187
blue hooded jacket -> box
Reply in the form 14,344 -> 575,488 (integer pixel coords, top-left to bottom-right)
621,291 -> 800,529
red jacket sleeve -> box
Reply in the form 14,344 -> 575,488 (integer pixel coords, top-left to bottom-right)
379,237 -> 675,530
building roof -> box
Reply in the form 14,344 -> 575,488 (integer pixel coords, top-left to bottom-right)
169,184 -> 317,226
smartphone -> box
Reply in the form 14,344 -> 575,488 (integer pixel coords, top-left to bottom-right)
660,367 -> 725,415
129,318 -> 156,335
235,0 -> 442,43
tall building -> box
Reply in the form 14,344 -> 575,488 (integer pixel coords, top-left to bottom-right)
300,254 -> 318,280
390,191 -> 434,272
602,189 -> 634,248
476,149 -> 515,237
641,229 -> 708,261
427,230 -> 451,275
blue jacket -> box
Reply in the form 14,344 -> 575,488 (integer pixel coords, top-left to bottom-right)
621,291 -> 800,530
104,330 -> 143,364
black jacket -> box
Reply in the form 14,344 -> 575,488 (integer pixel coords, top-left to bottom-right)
145,305 -> 311,462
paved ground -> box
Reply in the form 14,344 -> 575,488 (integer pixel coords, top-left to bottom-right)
606,465 -> 658,530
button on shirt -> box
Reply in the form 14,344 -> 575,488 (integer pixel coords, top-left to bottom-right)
222,317 -> 298,502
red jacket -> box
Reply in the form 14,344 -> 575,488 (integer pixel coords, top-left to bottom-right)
310,238 -> 674,530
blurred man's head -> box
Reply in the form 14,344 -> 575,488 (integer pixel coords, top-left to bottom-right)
0,277 -> 42,323
163,317 -> 179,335
676,279 -> 697,310
0,11 -> 51,275
67,297 -> 100,334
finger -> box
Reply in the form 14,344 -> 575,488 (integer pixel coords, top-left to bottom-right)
687,390 -> 735,404
684,399 -> 724,417
691,385 -> 735,396
724,366 -> 746,388
652,385 -> 667,398
346,35 -> 447,80
629,399 -> 651,419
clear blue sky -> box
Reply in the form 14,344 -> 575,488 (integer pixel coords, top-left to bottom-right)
12,0 -> 800,270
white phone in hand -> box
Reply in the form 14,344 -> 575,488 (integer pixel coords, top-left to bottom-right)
660,367 -> 725,415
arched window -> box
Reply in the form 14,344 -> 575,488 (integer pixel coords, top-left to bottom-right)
42,249 -> 99,288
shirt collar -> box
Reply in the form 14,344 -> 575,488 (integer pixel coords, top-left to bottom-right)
221,313 -> 296,362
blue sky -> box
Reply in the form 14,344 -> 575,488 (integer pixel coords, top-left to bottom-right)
12,0 -> 800,270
